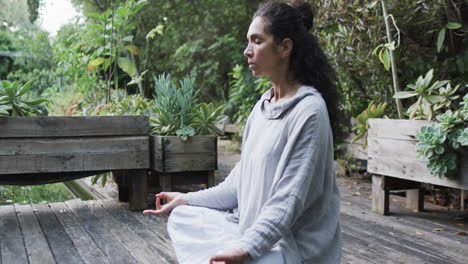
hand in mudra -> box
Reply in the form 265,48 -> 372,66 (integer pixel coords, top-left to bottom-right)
142,192 -> 188,215
210,248 -> 249,264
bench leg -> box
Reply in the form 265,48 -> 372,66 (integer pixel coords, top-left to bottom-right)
128,170 -> 148,211
406,184 -> 424,212
462,189 -> 466,212
159,172 -> 172,192
372,175 -> 390,215
207,171 -> 215,188
113,171 -> 129,202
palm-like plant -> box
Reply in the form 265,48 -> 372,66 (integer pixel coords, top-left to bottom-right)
351,101 -> 387,149
192,103 -> 226,135
393,69 -> 448,120
0,80 -> 48,116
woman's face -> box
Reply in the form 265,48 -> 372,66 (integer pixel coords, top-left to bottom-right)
244,17 -> 282,78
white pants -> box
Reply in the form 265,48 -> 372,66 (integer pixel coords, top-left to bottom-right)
167,205 -> 284,264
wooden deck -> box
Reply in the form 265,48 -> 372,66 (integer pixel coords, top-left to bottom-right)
1,183 -> 467,264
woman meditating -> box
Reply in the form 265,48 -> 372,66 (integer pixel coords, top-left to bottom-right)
143,1 -> 342,263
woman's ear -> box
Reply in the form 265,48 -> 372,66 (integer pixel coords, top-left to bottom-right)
280,38 -> 293,58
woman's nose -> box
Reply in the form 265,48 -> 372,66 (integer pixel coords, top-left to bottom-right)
244,45 -> 252,57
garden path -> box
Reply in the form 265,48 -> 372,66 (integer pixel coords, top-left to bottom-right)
0,139 -> 467,263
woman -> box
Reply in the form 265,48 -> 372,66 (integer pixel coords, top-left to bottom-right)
143,1 -> 342,263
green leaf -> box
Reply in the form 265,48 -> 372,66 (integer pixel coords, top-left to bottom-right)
437,28 -> 445,53
445,22 -> 462,29
117,57 -> 137,77
122,35 -> 134,42
17,81 -> 32,97
25,98 -> 48,105
435,145 -> 444,154
88,57 -> 105,72
393,91 -> 416,99
383,49 -> 391,71
124,45 -> 139,55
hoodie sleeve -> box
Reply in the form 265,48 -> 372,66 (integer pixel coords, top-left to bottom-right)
187,161 -> 240,210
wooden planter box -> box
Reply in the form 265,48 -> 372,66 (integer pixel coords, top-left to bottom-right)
149,135 -> 217,191
0,116 -> 150,210
367,118 -> 468,215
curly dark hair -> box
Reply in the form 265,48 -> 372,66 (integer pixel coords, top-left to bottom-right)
254,0 -> 342,138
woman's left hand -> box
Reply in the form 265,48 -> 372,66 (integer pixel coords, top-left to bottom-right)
209,248 -> 249,264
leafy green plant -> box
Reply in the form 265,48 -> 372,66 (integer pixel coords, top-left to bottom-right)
416,123 -> 457,178
0,183 -> 72,205
149,73 -> 225,141
192,103 -> 226,136
351,101 -> 387,149
415,94 -> 468,178
437,22 -> 463,53
93,94 -> 152,116
150,73 -> 199,140
0,80 -> 48,116
393,69 -> 448,120
434,83 -> 460,112
225,65 -> 270,130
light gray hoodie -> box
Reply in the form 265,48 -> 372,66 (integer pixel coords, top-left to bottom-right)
188,85 -> 342,264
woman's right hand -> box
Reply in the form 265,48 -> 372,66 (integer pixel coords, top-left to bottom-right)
142,192 -> 189,215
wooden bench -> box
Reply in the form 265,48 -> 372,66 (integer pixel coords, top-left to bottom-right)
367,118 -> 468,215
0,116 -> 150,210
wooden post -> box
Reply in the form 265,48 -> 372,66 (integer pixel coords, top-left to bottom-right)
372,175 -> 390,215
462,189 -> 465,212
207,171 -> 215,188
159,172 -> 172,192
128,170 -> 148,211
406,184 -> 424,212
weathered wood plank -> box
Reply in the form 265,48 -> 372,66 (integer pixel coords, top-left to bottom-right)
0,171 -> 108,185
368,156 -> 468,189
367,123 -> 468,189
65,199 -> 139,264
367,118 -> 431,140
151,135 -> 217,172
0,116 -> 149,138
31,204 -> 84,264
0,151 -> 149,174
341,203 -> 468,260
14,204 -> 55,264
0,136 -> 149,156
49,202 -> 111,264
98,199 -> 176,262
131,210 -> 171,241
0,205 -> 28,264
85,200 -> 162,264
342,133 -> 367,160
341,213 -> 466,263
164,153 -> 217,172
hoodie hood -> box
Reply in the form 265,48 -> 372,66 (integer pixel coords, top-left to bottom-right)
260,85 -> 319,119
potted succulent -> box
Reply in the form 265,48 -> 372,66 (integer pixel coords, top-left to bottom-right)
148,74 -> 225,191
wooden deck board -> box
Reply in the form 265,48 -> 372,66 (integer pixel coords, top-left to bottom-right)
31,203 -> 84,264
65,199 -> 139,264
49,202 -> 110,264
85,200 -> 164,264
14,204 -> 55,264
1,195 -> 466,263
98,199 -> 177,263
0,205 -> 28,264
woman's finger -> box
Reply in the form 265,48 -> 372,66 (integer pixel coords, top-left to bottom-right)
156,197 -> 162,210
